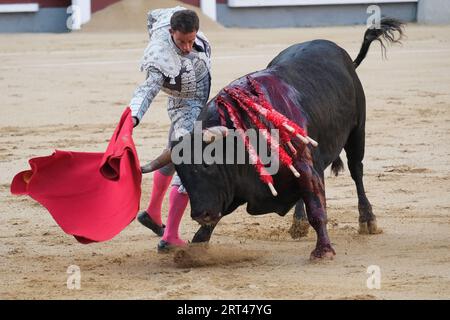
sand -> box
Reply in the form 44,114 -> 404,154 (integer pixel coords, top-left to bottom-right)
0,9 -> 449,299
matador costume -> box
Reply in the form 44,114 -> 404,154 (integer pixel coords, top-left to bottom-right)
129,6 -> 212,192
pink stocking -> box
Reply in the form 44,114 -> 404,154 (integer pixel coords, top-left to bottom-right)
145,170 -> 172,226
162,186 -> 189,245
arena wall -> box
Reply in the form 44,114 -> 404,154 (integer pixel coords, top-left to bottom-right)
0,0 -> 119,32
216,1 -> 418,28
1,0 -> 449,32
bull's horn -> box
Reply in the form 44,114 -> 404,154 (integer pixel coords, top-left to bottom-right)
203,126 -> 229,143
289,165 -> 301,178
141,148 -> 172,174
268,183 -> 278,197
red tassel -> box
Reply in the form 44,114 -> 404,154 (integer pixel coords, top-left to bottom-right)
214,80 -> 309,195
226,88 -> 293,168
225,87 -> 308,140
217,97 -> 274,187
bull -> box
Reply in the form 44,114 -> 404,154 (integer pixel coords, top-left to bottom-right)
145,18 -> 404,260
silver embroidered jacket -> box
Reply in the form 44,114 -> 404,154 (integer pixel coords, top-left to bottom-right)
129,6 -> 212,135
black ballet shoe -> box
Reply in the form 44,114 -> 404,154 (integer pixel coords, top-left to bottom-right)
157,240 -> 186,254
137,211 -> 165,237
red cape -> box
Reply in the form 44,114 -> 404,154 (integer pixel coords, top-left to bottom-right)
10,108 -> 142,244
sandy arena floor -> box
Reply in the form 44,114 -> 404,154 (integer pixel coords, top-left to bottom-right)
0,14 -> 449,299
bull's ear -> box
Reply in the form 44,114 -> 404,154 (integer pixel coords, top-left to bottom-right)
202,126 -> 229,143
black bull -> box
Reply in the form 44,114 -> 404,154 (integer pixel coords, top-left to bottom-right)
172,18 -> 404,259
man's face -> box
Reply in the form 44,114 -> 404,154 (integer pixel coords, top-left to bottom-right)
170,29 -> 197,55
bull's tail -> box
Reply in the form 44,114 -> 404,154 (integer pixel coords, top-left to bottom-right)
331,156 -> 344,177
353,17 -> 405,68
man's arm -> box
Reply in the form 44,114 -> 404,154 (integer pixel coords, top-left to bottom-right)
129,67 -> 165,127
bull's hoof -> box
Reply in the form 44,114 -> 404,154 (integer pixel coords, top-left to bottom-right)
358,220 -> 383,235
310,245 -> 336,261
368,220 -> 383,234
288,218 -> 310,239
192,225 -> 215,243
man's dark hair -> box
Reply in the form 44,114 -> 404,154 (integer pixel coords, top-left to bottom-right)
170,10 -> 199,33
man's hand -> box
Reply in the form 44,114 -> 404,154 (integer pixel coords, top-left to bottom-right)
132,117 -> 138,128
